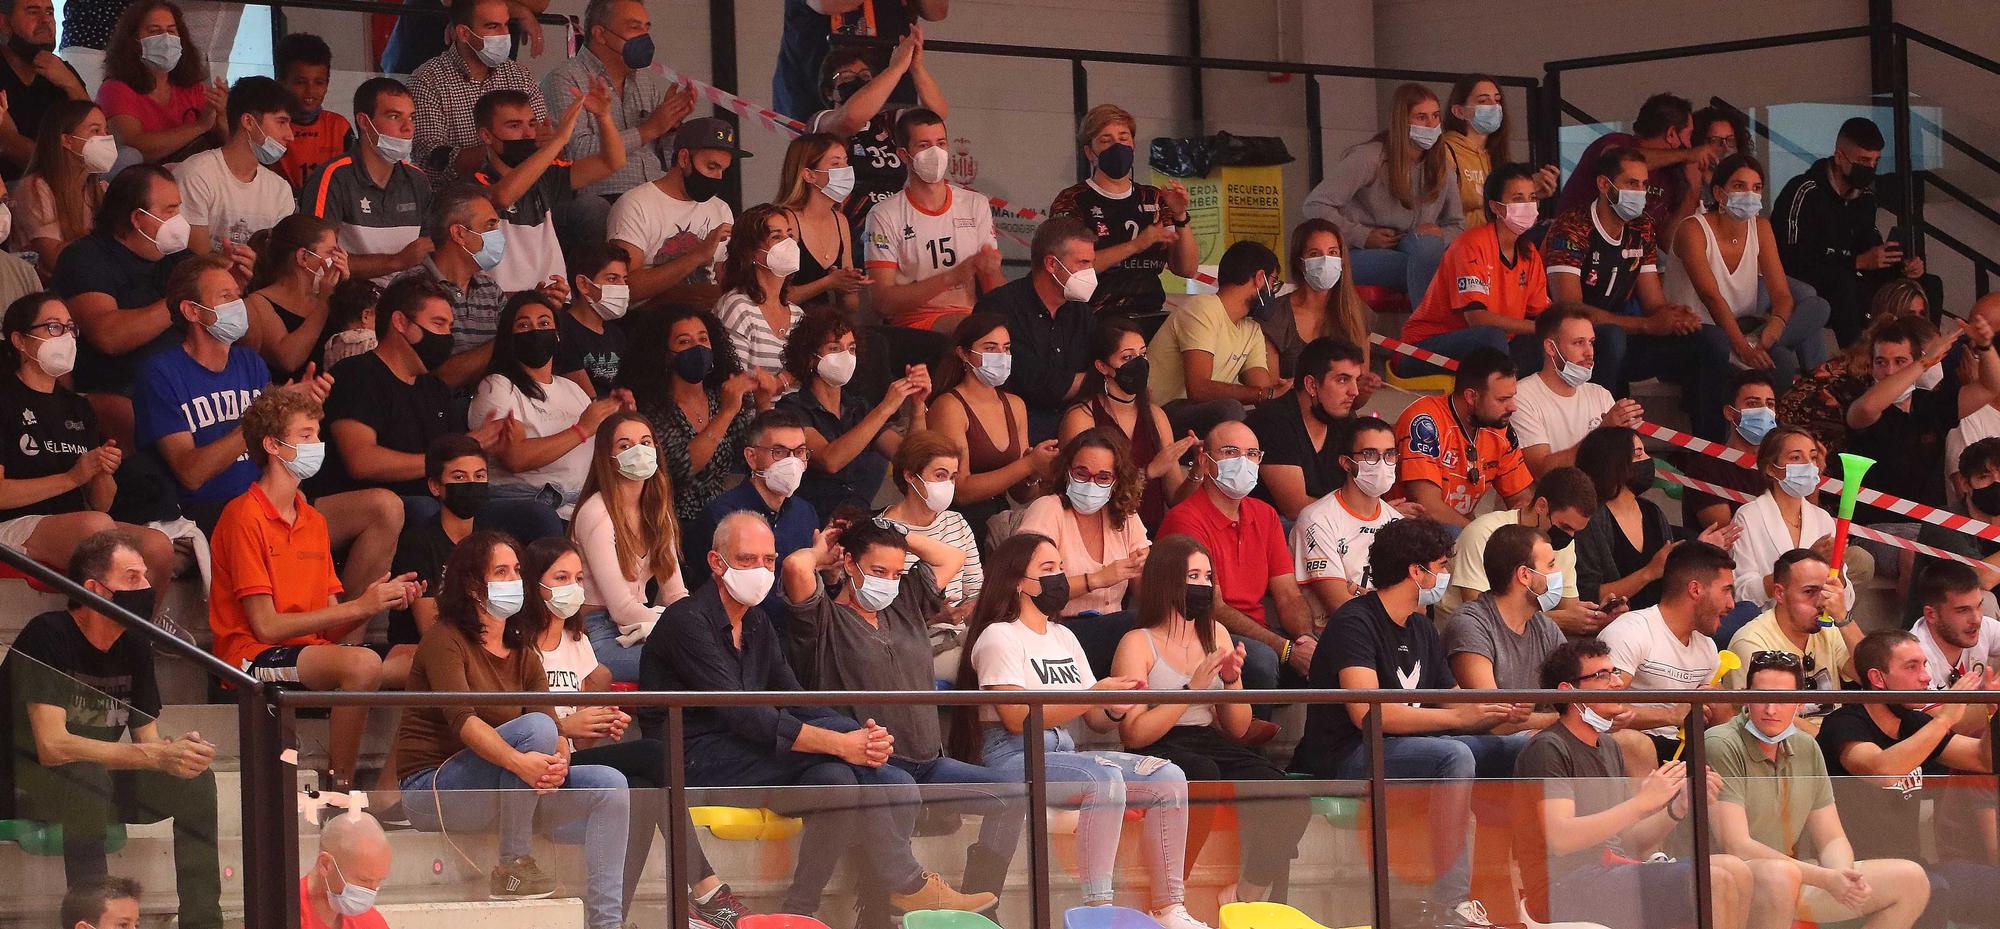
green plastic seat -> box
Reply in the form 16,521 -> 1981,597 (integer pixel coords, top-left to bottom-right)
0,820 -> 126,856
904,910 -> 1005,929
1285,773 -> 1362,828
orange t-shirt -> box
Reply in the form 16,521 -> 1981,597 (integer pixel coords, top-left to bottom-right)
1403,224 -> 1551,344
208,483 -> 345,670
277,111 -> 352,192
1393,394 -> 1532,517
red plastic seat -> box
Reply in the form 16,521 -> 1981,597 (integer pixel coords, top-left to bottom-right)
1354,284 -> 1411,315
740,914 -> 834,929
0,560 -> 59,594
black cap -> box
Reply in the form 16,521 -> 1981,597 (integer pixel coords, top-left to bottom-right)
672,117 -> 752,158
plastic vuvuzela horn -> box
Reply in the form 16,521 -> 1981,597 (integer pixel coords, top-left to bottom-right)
1820,453 -> 1877,628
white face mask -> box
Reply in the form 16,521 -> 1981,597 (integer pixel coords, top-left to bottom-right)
139,32 -> 182,72
469,30 -> 511,67
1778,462 -> 1821,499
816,349 -> 856,386
1579,705 -> 1617,733
720,565 -> 775,606
916,477 -> 954,513
73,133 -> 119,173
1550,341 -> 1592,388
1408,124 -> 1442,150
30,332 -> 76,378
1302,254 -> 1342,291
1054,257 -> 1097,303
761,237 -> 802,277
542,582 -> 585,619
759,455 -> 806,497
591,282 -> 631,320
485,579 -> 524,618
1350,459 -> 1395,499
910,145 -> 950,184
615,442 -> 658,481
1915,362 -> 1944,391
139,208 -> 190,255
1066,478 -> 1112,515
970,350 -> 1012,387
1532,568 -> 1565,611
1210,454 -> 1259,499
851,569 -> 901,611
817,164 -> 856,202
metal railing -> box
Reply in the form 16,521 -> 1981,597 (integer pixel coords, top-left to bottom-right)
270,684 -> 2000,929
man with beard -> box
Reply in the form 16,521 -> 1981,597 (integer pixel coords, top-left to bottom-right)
1596,540 -> 1737,771
1394,346 -> 1534,529
0,0 -> 88,181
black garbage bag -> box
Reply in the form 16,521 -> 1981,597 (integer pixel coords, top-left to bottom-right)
1149,132 -> 1296,178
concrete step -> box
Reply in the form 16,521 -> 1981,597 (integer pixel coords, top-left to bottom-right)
376,899 -> 584,929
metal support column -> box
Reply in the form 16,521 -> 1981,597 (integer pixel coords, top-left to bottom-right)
1306,76 -> 1324,189
1072,60 -> 1091,182
707,0 -> 742,209
1185,0 -> 1204,128
238,690 -> 296,928
1026,704 -> 1051,929
668,706 -> 692,929
1685,706 -> 1716,929
1365,704 -> 1391,929
1891,32 -> 1919,255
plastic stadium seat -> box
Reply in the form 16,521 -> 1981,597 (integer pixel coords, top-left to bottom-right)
1517,897 -> 1612,929
1354,285 -> 1411,316
1382,364 -> 1454,394
0,560 -> 60,593
904,910 -> 1005,929
688,806 -> 803,841
738,915 -> 834,929
1218,902 -> 1364,929
0,820 -> 125,856
1065,905 -> 1164,929
1283,774 -> 1363,828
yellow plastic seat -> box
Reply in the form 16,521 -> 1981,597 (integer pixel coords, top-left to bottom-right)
1219,902 -> 1366,929
1382,364 -> 1454,394
688,806 -> 803,841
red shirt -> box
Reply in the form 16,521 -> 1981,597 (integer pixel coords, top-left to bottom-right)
299,876 -> 389,929
278,111 -> 352,191
1158,488 -> 1293,628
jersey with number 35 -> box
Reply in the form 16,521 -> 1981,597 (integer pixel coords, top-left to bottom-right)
864,184 -> 997,313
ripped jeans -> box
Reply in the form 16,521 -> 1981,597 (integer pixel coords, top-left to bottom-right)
980,724 -> 1189,908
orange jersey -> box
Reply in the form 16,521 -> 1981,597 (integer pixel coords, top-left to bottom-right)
1404,224 -> 1551,344
276,111 -> 352,192
1393,394 -> 1531,517
208,483 -> 344,670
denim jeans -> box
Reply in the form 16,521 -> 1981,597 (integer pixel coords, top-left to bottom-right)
892,754 -> 1026,865
684,734 -> 927,915
981,725 -> 1189,908
1351,232 -> 1449,299
583,609 -> 643,684
488,480 -> 579,530
1743,278 -> 1834,389
567,737 -> 719,915
400,713 -> 631,929
1333,732 -> 1528,906
400,492 -> 566,546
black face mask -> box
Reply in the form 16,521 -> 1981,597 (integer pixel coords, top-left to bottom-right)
1111,356 -> 1149,396
1546,525 -> 1574,550
406,321 -> 455,371
1845,161 -> 1877,189
514,328 -> 559,369
1184,582 -> 1215,622
1972,483 -> 2000,518
101,585 -> 156,618
1030,572 -> 1070,616
683,167 -> 724,202
1095,142 -> 1134,179
497,137 -> 538,166
1249,282 -> 1280,321
7,34 -> 53,59
673,344 -> 714,383
442,480 -> 489,520
1625,458 -> 1658,495
829,74 -> 866,107
1306,382 -> 1344,425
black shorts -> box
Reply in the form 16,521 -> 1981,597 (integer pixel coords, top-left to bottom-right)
1648,733 -> 1683,765
243,643 -> 391,686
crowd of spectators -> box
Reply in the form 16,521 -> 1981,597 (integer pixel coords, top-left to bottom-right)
0,3 -> 1993,929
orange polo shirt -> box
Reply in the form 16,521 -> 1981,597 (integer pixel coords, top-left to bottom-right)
208,482 -> 344,670
1393,394 -> 1531,517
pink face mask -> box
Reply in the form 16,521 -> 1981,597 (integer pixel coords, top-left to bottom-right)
1498,201 -> 1540,234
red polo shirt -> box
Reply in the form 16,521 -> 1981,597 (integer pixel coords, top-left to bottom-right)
299,876 -> 389,929
1158,488 -> 1293,628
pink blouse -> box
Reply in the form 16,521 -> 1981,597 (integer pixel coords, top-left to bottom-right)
97,78 -> 206,135
1017,494 -> 1149,616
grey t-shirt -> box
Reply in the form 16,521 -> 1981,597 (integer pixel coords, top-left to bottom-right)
786,561 -> 945,761
1441,593 -> 1565,691
1514,721 -> 1630,880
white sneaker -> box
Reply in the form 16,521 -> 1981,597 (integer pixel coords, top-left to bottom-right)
1452,900 -> 1498,929
1152,903 -> 1214,929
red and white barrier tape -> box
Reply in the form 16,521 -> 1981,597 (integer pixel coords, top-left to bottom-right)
645,64 -> 808,138
1371,333 -> 1461,372
984,195 -> 1045,221
1658,471 -> 1989,569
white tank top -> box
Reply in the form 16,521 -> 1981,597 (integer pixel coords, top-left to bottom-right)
1664,213 -> 1760,324
1142,629 -> 1220,729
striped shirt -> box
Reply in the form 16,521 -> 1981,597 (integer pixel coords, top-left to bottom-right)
542,47 -> 672,198
395,256 -> 505,354
302,149 -> 432,283
409,48 -> 547,187
880,507 -> 985,607
716,291 -> 802,376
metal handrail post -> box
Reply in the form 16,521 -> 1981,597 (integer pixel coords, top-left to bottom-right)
1685,705 -> 1716,929
1026,703 -> 1051,929
1892,31 -> 1919,256
1365,703 -> 1391,929
667,706 -> 692,929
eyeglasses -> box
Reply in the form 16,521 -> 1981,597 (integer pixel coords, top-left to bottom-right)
1211,445 -> 1264,463
1571,669 -> 1624,685
756,445 -> 811,461
1346,450 -> 1394,465
1068,467 -> 1116,487
22,321 -> 78,338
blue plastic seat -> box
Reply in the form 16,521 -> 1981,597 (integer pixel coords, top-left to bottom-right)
1066,905 -> 1165,929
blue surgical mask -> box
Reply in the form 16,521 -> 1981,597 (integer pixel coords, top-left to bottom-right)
279,440 -> 326,481
1734,406 -> 1776,445
1408,124 -> 1441,150
485,578 -> 525,618
1418,567 -> 1451,607
464,226 -> 506,271
198,298 -> 250,345
250,125 -> 287,165
852,570 -> 901,612
1745,717 -> 1799,745
1779,462 -> 1820,499
365,115 -> 413,163
470,31 -> 511,67
1468,104 -> 1503,135
327,856 -> 379,917
1611,187 -> 1647,221
1531,568 -> 1564,612
1723,190 -> 1763,221
1066,479 -> 1112,515
1210,454 -> 1260,499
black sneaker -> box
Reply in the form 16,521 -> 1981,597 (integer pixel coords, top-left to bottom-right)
693,883 -> 751,929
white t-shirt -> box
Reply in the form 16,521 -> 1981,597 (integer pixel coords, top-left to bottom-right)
492,202 -> 567,295
1292,491 -> 1400,589
1511,372 -> 1612,455
863,184 -> 996,319
466,372 -> 595,513
538,632 -> 601,719
1598,605 -> 1720,737
1946,404 -> 2000,499
1912,615 -> 2000,688
969,619 -> 1094,722
607,182 -> 733,285
173,150 -> 297,251
1442,508 -> 1579,614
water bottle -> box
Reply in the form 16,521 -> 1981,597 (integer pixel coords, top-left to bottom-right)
229,219 -> 250,247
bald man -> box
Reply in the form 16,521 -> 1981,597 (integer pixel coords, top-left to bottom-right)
302,810 -> 390,929
1159,419 -> 1320,689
